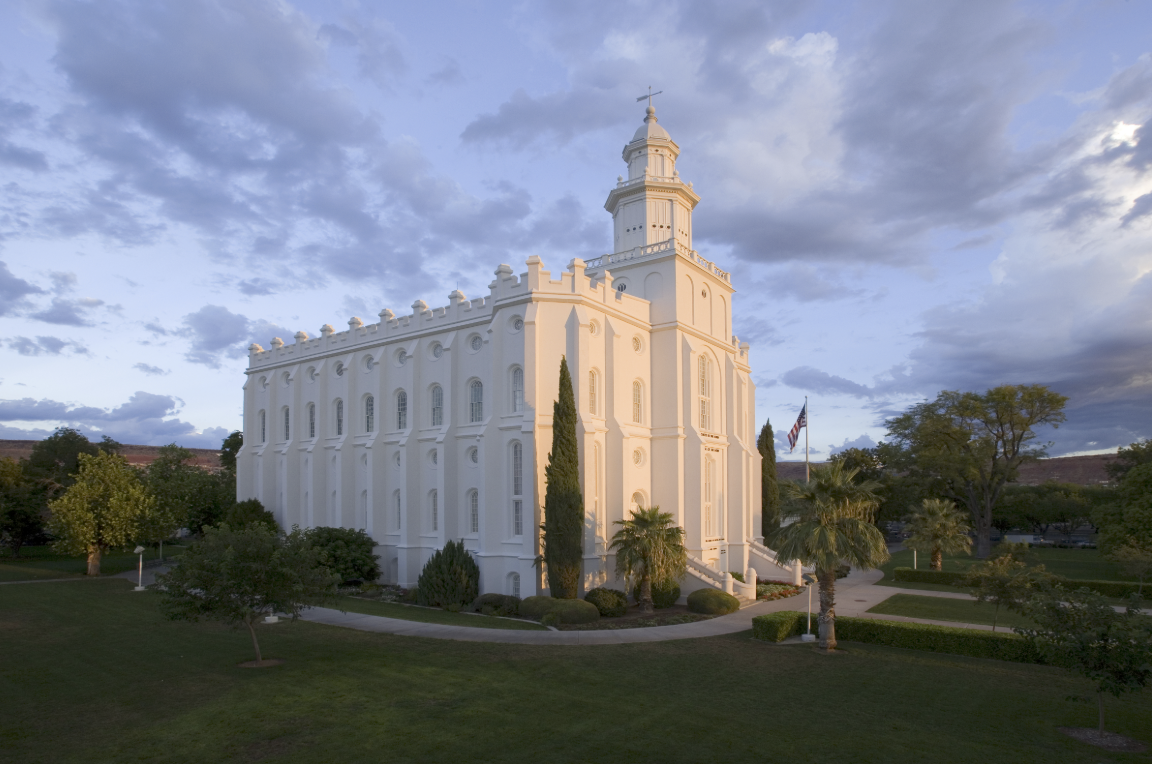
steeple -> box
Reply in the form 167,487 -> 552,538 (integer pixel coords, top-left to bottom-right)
605,106 -> 700,254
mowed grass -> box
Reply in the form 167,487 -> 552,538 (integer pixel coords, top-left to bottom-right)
3,581 -> 1152,763
877,547 -> 1131,593
0,545 -> 184,582
868,594 -> 1038,631
334,596 -> 547,630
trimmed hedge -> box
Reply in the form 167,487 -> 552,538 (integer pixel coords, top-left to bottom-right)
892,567 -> 1144,598
471,593 -> 520,617
519,595 -> 600,623
750,611 -> 1043,663
585,587 -> 628,617
520,595 -> 558,620
633,579 -> 681,609
687,588 -> 741,615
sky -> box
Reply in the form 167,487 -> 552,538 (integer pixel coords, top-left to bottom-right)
0,0 -> 1150,460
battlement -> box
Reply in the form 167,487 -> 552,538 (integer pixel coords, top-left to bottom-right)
246,256 -> 654,369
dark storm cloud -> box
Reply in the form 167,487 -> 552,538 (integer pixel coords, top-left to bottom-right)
0,260 -> 43,316
0,391 -> 230,447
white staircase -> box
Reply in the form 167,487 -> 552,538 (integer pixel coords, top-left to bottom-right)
685,554 -> 757,602
749,540 -> 808,585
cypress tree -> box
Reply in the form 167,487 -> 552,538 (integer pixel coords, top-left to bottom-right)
757,419 -> 780,539
542,356 -> 583,598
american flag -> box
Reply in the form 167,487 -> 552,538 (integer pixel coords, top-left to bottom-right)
787,404 -> 807,452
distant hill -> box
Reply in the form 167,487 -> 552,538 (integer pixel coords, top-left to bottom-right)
774,453 -> 1116,486
0,440 -> 222,470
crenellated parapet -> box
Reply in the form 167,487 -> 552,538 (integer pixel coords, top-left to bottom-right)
246,256 -> 654,370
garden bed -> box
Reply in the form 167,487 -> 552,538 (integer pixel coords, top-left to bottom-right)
555,604 -> 714,630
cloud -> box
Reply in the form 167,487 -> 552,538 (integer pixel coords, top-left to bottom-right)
7,336 -> 89,356
829,433 -> 877,455
318,18 -> 406,90
0,261 -> 44,316
236,278 -> 277,296
0,391 -> 230,447
781,366 -> 874,398
28,297 -> 104,326
426,58 -> 464,87
0,96 -> 48,171
133,363 -> 168,376
179,304 -> 291,367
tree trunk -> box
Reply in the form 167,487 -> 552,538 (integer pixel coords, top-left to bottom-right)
638,572 -> 654,614
931,547 -> 943,571
817,568 -> 837,651
86,545 -> 102,576
1098,691 -> 1105,736
246,616 -> 263,663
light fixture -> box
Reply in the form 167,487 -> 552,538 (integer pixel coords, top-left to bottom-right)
133,545 -> 146,591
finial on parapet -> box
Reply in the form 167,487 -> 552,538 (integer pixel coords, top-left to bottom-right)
494,264 -> 513,277
249,343 -> 264,353
348,317 -> 363,330
449,290 -> 466,304
294,331 -> 309,343
378,308 -> 393,322
320,324 -> 334,337
270,337 -> 284,348
411,300 -> 428,314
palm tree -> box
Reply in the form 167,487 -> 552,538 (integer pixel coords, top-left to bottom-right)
768,462 -> 889,650
904,498 -> 972,570
609,506 -> 687,614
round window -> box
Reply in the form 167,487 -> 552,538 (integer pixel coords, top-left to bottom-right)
432,343 -> 444,359
589,321 -> 600,336
632,336 -> 643,353
307,366 -> 317,382
364,356 -> 375,371
430,450 -> 438,466
470,335 -> 483,352
632,448 -> 644,466
259,376 -> 268,389
511,316 -> 524,332
397,350 -> 407,366
394,452 -> 401,467
468,447 -> 479,465
335,363 -> 344,377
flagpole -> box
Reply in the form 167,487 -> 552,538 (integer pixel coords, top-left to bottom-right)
805,396 -> 809,483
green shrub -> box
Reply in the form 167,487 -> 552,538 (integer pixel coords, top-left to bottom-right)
584,588 -> 628,617
222,499 -> 278,532
730,571 -> 746,583
401,587 -> 417,603
549,599 -> 600,624
471,593 -> 521,617
751,611 -> 811,642
756,582 -> 802,600
833,616 -> 1043,663
687,588 -> 740,615
541,612 -> 560,627
302,526 -> 381,584
520,595 -> 557,620
416,540 -> 479,608
893,567 -> 1145,598
633,579 -> 681,609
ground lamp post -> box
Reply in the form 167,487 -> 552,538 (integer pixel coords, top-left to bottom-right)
133,545 -> 146,591
801,573 -> 817,642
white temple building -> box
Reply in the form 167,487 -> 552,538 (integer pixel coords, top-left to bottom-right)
237,106 -> 800,600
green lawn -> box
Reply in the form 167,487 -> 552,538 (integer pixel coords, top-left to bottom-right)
868,594 -> 1038,631
2,580 -> 1151,763
0,544 -> 184,582
878,547 -> 1130,592
334,596 -> 547,630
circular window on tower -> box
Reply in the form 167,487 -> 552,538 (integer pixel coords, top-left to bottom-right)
632,448 -> 646,467
467,447 -> 479,466
509,315 -> 524,333
307,366 -> 317,382
431,342 -> 444,360
429,450 -> 438,467
334,362 -> 345,377
364,356 -> 376,372
589,320 -> 600,336
395,349 -> 408,367
394,452 -> 401,467
632,336 -> 644,354
468,334 -> 483,353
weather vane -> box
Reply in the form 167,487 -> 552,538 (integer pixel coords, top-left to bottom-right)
636,86 -> 663,108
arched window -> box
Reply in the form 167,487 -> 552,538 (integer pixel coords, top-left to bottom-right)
259,410 -> 266,443
283,407 -> 290,440
511,442 -> 523,536
335,400 -> 344,436
431,385 -> 443,426
699,355 -> 712,431
632,380 -> 643,424
365,395 -> 374,433
469,490 -> 479,534
588,370 -> 597,415
469,380 -> 483,423
511,367 -> 524,413
509,572 -> 521,598
430,490 -> 438,532
308,403 -> 316,439
704,456 -> 716,537
396,391 -> 408,430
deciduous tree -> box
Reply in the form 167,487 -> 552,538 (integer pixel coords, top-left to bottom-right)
47,451 -> 156,575
156,524 -> 338,664
883,385 -> 1068,558
768,462 -> 889,650
1105,439 -> 1152,482
964,552 -> 1055,631
541,356 -> 583,599
0,458 -> 46,558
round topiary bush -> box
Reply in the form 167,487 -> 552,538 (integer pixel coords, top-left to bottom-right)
687,588 -> 741,615
302,526 -> 382,584
471,593 -> 521,617
416,540 -> 479,608
584,587 -> 627,617
549,599 -> 600,624
633,579 -> 681,609
519,595 -> 557,620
